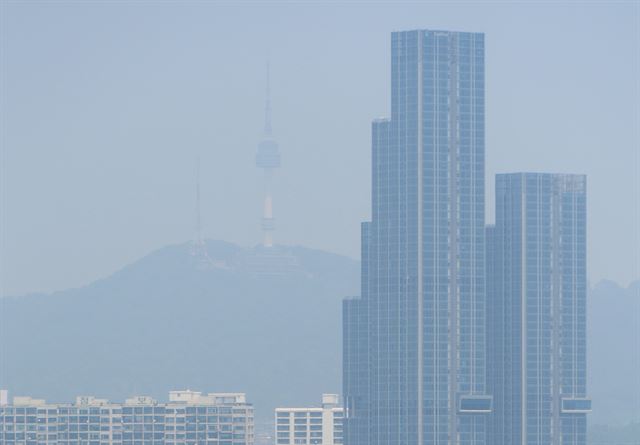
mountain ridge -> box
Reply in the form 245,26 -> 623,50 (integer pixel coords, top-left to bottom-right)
0,240 -> 359,420
1,240 -> 638,426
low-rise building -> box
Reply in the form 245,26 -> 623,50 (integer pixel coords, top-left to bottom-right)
274,394 -> 343,445
0,389 -> 254,445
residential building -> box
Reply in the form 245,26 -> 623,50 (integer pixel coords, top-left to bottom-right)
0,390 -> 254,445
275,394 -> 343,445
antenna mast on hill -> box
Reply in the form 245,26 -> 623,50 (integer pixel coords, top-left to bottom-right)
190,157 -> 225,270
195,156 -> 203,247
191,156 -> 209,264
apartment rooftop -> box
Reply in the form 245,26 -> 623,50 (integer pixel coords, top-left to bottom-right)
3,390 -> 249,407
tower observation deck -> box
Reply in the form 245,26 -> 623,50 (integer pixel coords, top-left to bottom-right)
256,63 -> 280,247
242,63 -> 300,276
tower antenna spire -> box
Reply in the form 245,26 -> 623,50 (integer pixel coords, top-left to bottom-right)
264,61 -> 272,135
256,61 -> 280,248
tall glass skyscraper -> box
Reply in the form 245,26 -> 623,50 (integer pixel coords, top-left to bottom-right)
487,173 -> 590,445
343,29 -> 490,445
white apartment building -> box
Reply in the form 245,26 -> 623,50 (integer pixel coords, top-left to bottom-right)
274,394 -> 343,445
0,389 -> 254,445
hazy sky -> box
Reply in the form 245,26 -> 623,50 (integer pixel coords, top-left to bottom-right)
2,1 -> 638,296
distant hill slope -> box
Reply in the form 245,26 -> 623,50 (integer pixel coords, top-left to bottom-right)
1,242 -> 637,426
0,241 -> 359,420
589,422 -> 640,445
588,279 -> 640,425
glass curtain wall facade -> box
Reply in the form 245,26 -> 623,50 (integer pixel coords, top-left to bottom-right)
344,29 -> 489,445
487,173 -> 589,445
343,223 -> 371,445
